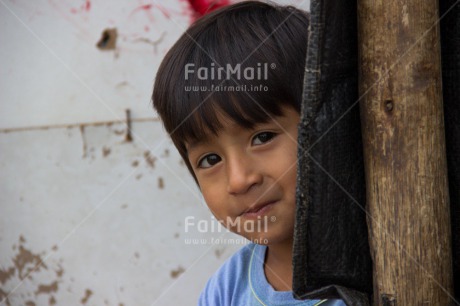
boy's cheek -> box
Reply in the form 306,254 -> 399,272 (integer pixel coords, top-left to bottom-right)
201,189 -> 227,218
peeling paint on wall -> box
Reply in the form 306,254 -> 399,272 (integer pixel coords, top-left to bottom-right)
97,28 -> 117,50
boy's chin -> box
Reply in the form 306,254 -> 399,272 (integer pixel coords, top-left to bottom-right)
236,231 -> 293,246
239,233 -> 285,246
226,221 -> 294,246
232,223 -> 294,247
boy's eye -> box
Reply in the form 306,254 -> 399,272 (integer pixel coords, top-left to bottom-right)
252,132 -> 276,145
198,154 -> 221,168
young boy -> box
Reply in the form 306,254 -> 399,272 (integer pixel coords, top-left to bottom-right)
152,1 -> 346,305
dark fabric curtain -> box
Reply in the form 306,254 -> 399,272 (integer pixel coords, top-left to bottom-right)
293,0 -> 372,304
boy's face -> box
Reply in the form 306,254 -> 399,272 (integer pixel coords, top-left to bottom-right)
186,106 -> 300,245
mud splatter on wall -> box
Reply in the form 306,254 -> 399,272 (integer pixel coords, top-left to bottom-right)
0,236 -> 64,305
80,289 -> 93,304
144,151 -> 157,168
170,266 -> 185,279
158,177 -> 165,189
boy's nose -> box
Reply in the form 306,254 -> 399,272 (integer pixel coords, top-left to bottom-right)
226,155 -> 262,194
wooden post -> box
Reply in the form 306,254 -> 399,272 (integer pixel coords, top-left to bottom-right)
357,0 -> 454,305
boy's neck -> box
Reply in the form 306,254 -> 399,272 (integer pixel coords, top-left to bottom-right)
263,238 -> 294,292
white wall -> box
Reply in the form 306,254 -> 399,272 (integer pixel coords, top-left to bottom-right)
0,0 -> 309,305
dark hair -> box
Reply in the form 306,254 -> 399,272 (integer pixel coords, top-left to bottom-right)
152,1 -> 309,180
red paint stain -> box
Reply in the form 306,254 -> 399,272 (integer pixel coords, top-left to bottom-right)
69,0 -> 91,14
84,0 -> 91,12
187,0 -> 230,16
155,4 -> 171,18
131,3 -> 171,19
134,4 -> 152,12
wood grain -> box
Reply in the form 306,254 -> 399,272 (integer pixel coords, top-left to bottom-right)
357,0 -> 454,304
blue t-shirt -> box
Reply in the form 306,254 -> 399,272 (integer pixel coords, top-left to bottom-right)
198,243 -> 346,306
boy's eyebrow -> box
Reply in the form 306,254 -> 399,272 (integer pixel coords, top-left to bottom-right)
185,138 -> 210,155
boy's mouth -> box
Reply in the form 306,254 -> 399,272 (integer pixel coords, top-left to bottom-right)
240,201 -> 277,218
